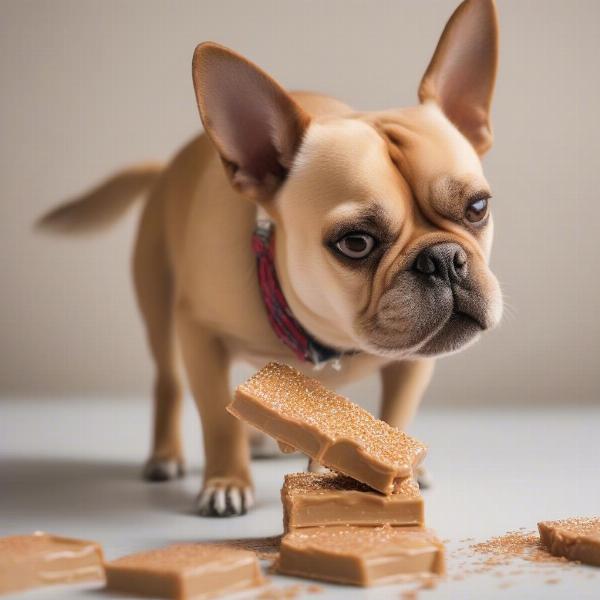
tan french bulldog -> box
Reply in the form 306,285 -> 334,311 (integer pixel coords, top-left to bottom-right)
40,0 -> 502,517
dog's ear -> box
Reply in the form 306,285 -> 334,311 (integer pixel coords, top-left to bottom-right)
192,43 -> 310,199
418,0 -> 498,155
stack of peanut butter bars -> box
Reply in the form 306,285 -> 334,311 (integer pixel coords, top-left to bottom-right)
228,362 -> 445,587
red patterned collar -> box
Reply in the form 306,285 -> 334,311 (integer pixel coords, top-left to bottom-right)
252,222 -> 352,368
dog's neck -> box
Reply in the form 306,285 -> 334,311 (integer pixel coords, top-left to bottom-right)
252,219 -> 353,369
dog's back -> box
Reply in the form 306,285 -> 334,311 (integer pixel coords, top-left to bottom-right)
36,91 -> 354,357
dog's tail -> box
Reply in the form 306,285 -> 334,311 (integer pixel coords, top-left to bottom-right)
36,162 -> 164,234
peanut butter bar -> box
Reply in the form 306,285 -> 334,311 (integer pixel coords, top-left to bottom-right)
277,525 -> 444,586
105,543 -> 265,600
538,517 -> 600,567
282,472 -> 423,531
0,532 -> 104,596
229,363 -> 426,494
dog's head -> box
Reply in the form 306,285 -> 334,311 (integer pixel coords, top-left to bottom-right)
192,0 -> 502,359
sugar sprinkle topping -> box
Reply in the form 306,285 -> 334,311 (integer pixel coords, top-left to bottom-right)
237,362 -> 426,469
540,516 -> 600,538
283,471 -> 420,497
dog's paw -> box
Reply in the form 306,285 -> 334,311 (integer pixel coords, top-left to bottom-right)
142,459 -> 185,482
307,458 -> 329,474
415,465 -> 432,490
196,478 -> 254,517
249,430 -> 285,459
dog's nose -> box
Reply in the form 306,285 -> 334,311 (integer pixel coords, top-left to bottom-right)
412,243 -> 467,284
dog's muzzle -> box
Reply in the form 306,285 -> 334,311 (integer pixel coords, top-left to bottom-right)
411,242 -> 491,331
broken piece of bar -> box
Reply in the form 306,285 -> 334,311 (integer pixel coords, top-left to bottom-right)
0,532 -> 104,596
229,362 -> 426,494
105,543 -> 265,600
538,517 -> 600,567
282,472 -> 423,531
278,525 -> 444,586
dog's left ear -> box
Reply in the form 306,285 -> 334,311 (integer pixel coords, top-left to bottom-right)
419,0 -> 498,155
192,42 -> 310,199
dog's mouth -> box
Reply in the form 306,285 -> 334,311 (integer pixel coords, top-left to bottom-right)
357,270 -> 500,359
415,309 -> 484,356
361,306 -> 484,358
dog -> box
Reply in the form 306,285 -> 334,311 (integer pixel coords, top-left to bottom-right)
39,0 -> 502,517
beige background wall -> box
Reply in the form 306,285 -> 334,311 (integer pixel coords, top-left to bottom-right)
1,0 -> 598,406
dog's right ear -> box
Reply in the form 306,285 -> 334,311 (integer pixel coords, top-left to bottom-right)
192,43 -> 310,199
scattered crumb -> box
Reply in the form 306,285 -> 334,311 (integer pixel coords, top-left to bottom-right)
397,575 -> 441,599
419,577 -> 437,590
470,530 -> 568,565
257,584 -> 301,599
449,526 -> 598,591
258,583 -> 322,599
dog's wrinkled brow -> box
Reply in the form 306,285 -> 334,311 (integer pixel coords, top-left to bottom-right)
431,175 -> 491,217
436,176 -> 488,201
324,205 -> 397,246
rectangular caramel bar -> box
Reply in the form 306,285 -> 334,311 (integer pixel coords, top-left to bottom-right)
277,525 -> 444,586
282,472 -> 423,531
538,517 -> 600,567
105,543 -> 265,600
0,532 -> 104,596
229,363 -> 426,494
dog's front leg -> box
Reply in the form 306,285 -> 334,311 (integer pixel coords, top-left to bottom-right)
177,315 -> 252,517
380,359 -> 435,430
380,359 -> 435,487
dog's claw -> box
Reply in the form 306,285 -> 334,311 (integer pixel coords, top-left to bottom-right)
196,487 -> 212,511
243,487 -> 254,510
229,488 -> 242,514
196,481 -> 254,517
213,488 -> 226,514
142,459 -> 185,482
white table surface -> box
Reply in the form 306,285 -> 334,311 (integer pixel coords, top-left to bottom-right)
1,397 -> 599,599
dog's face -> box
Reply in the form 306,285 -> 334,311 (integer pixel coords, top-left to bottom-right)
193,0 -> 501,359
276,105 -> 501,358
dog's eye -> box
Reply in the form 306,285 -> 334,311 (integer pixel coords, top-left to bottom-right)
335,233 -> 375,259
465,197 -> 489,223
